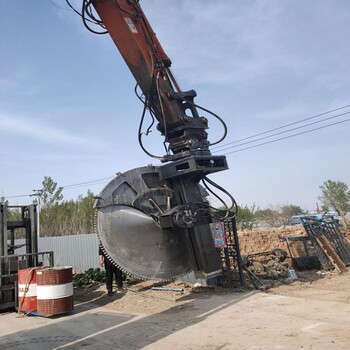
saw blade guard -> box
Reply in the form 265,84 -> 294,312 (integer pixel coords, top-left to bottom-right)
94,166 -> 193,280
97,204 -> 192,280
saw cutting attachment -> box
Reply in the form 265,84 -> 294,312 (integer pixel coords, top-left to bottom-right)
94,166 -> 193,280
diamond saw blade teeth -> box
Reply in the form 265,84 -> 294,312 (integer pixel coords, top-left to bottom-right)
94,166 -> 194,281
98,235 -> 189,282
95,204 -> 193,281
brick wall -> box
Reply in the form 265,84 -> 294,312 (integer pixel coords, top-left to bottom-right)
238,225 -> 305,255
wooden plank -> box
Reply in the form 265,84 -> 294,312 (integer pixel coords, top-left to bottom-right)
315,236 -> 348,273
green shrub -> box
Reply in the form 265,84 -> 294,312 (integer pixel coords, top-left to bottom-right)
73,268 -> 105,287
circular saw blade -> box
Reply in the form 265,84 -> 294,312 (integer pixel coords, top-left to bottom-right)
97,204 -> 192,280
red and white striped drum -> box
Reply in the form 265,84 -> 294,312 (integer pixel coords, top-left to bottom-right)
36,266 -> 74,316
18,267 -> 42,312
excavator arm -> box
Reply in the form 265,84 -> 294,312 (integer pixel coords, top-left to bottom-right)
78,0 -> 234,280
92,0 -> 210,156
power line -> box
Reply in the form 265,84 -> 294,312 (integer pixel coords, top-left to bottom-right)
62,176 -> 114,189
214,110 -> 350,152
4,194 -> 33,199
221,118 -> 350,155
4,114 -> 349,198
211,104 -> 350,151
4,106 -> 350,199
61,180 -> 112,190
4,176 -> 115,200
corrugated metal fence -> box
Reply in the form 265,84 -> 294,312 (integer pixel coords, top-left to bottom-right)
14,234 -> 99,273
39,234 -> 100,273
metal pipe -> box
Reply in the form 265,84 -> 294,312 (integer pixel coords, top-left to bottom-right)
151,287 -> 184,292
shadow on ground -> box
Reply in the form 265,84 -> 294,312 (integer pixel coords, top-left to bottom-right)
0,288 -> 255,350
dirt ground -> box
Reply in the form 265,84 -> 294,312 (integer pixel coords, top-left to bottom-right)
267,270 -> 350,303
74,278 -> 218,314
70,269 -> 350,349
74,269 -> 349,315
1,269 -> 349,349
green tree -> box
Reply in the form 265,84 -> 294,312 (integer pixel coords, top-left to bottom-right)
40,176 -> 64,208
256,207 -> 281,228
256,204 -> 305,228
38,179 -> 96,236
77,190 -> 95,233
318,180 -> 350,216
318,180 -> 350,228
0,196 -> 22,222
281,204 -> 303,218
236,204 -> 258,230
37,176 -> 64,236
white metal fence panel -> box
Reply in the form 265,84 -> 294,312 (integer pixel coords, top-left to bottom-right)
38,234 -> 99,273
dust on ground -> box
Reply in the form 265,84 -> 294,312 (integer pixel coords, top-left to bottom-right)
2,269 -> 349,349
74,279 -> 232,314
267,269 -> 350,303
74,269 -> 349,315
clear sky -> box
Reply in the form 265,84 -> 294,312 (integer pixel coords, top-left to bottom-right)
1,0 -> 350,211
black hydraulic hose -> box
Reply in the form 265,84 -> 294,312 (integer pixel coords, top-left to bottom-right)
138,99 -> 163,159
81,0 -> 108,34
204,176 -> 237,215
176,96 -> 228,146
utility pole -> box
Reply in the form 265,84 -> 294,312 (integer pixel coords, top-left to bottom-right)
30,189 -> 43,238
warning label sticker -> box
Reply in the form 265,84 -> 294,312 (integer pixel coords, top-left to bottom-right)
125,17 -> 138,33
